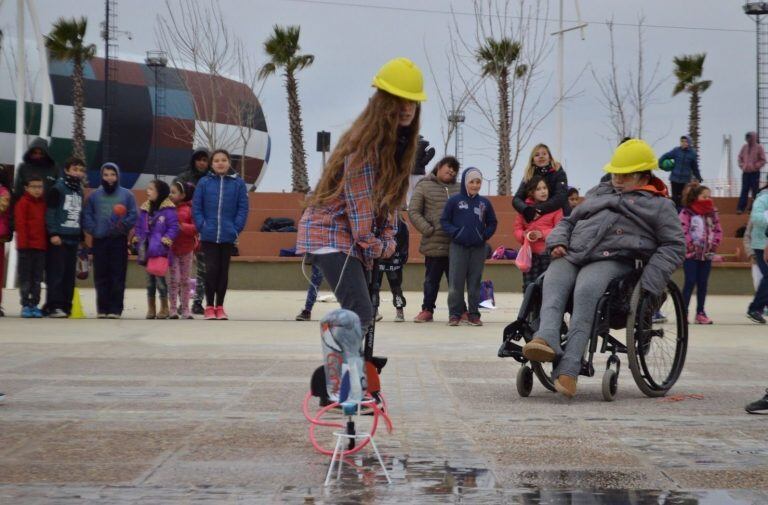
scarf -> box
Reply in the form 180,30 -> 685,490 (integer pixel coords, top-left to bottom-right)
101,179 -> 117,194
394,126 -> 411,169
690,198 -> 715,216
63,173 -> 82,191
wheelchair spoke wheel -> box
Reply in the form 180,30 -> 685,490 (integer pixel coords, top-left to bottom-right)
625,280 -> 688,397
525,312 -> 563,393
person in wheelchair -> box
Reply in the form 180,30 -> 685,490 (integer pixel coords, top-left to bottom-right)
521,139 -> 686,398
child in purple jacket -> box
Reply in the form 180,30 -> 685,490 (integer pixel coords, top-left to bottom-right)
134,180 -> 179,319
679,183 -> 722,324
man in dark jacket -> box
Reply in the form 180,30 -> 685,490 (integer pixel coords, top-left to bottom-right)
45,157 -> 86,317
408,156 -> 460,322
659,135 -> 701,207
176,148 -> 210,186
175,148 -> 209,313
13,138 -> 58,198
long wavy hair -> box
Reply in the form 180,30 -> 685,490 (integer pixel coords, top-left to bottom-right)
308,90 -> 420,216
523,143 -> 560,182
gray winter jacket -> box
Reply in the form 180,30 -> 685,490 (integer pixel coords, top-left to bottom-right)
546,177 -> 685,295
408,172 -> 459,257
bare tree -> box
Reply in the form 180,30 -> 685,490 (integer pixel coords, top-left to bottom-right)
629,15 -> 666,139
155,0 -> 240,152
424,39 -> 479,156
450,0 -> 577,195
228,40 -> 266,181
592,15 -> 666,145
590,19 -> 630,144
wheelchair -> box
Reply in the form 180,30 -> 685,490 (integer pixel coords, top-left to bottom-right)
498,265 -> 688,401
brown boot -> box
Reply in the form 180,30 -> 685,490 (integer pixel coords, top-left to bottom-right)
146,297 -> 156,319
522,338 -> 555,363
156,297 -> 170,320
555,375 -> 577,398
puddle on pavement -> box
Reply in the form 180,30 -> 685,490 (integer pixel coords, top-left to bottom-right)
281,457 -> 768,504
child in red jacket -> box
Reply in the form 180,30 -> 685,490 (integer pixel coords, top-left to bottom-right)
14,176 -> 47,317
513,175 -> 563,290
168,181 -> 197,319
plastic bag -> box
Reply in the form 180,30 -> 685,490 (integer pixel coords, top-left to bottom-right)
515,240 -> 532,273
480,280 -> 495,309
491,246 -> 506,260
320,309 -> 366,403
76,247 -> 90,280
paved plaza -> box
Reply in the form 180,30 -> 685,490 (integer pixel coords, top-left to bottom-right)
1,288 -> 767,503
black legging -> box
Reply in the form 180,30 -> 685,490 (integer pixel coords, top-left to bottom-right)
201,241 -> 234,306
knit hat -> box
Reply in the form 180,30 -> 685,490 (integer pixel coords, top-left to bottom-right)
463,167 -> 482,194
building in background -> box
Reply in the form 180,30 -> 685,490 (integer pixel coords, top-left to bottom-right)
0,53 -> 270,189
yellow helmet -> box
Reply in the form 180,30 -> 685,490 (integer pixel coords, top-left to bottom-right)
603,139 -> 658,174
372,57 -> 427,102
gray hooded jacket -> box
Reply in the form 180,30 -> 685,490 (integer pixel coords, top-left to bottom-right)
546,177 -> 685,295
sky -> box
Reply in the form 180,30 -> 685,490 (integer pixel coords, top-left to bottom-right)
1,0 -> 758,194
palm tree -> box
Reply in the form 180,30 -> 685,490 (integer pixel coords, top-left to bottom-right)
45,17 -> 96,161
259,25 -> 314,193
672,53 -> 712,157
476,37 -> 525,195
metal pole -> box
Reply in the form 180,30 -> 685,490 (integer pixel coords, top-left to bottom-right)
556,0 -> 564,160
8,0 -> 26,290
454,122 -> 459,158
14,0 -> 25,168
25,0 -> 50,140
321,150 -> 326,169
103,0 -> 109,160
153,66 -> 158,178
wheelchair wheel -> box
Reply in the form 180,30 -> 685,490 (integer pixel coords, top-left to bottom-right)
625,280 -> 688,397
602,369 -> 618,402
516,365 -> 534,397
525,312 -> 558,392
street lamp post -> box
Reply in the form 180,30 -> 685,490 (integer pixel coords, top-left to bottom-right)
145,50 -> 167,179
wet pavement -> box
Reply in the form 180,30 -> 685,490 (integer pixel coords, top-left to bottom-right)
1,289 -> 767,503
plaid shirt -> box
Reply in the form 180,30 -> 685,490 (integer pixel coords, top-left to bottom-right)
297,158 -> 397,269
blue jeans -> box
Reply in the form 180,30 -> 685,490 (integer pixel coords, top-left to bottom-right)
750,250 -> 768,313
304,264 -> 325,311
682,258 -> 712,314
146,273 -> 168,298
738,171 -> 761,212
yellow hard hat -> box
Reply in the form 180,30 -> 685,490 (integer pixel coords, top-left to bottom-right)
603,139 -> 658,174
372,57 -> 427,102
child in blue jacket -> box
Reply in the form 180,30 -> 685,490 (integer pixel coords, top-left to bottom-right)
83,162 -> 137,318
192,149 -> 249,320
440,167 -> 497,326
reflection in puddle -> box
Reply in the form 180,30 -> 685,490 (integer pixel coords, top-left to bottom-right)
284,456 -> 768,504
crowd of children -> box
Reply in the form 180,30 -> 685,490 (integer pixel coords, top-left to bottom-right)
0,140 -> 248,321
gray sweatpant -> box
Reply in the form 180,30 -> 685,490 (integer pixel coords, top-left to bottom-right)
312,252 -> 373,329
447,242 -> 486,318
538,258 -> 632,378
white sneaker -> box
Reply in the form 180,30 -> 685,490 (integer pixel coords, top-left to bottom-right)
375,311 -> 383,322
49,309 -> 67,318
